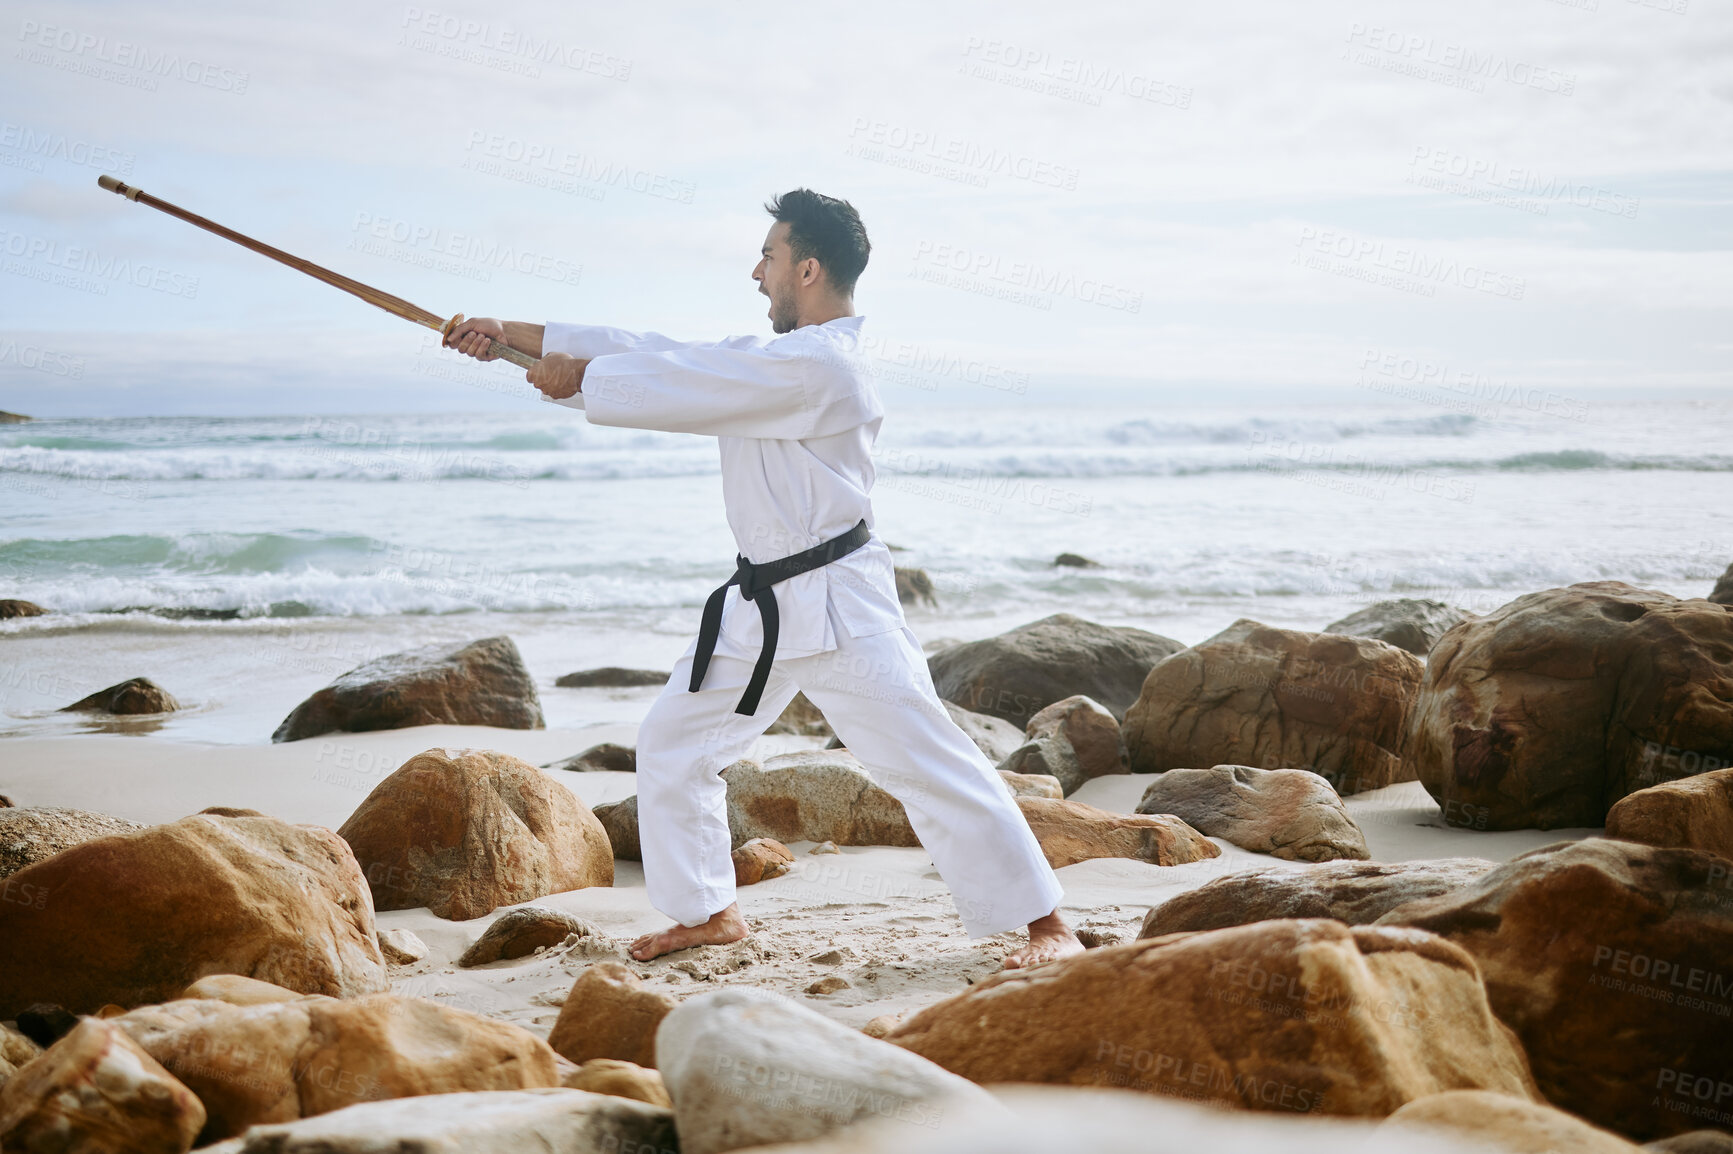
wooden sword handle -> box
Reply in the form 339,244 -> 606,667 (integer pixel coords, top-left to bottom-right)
442,313 -> 539,370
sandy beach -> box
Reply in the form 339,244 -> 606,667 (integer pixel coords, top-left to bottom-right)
0,692 -> 1598,1044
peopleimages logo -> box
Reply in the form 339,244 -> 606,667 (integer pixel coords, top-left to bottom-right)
16,19 -> 250,93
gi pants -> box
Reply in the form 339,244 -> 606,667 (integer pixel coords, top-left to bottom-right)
633,617 -> 1066,938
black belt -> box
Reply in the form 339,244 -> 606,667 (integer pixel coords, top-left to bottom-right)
689,519 -> 872,716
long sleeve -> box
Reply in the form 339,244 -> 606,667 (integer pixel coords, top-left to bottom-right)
543,320 -> 880,441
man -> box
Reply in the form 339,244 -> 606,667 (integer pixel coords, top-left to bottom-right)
446,189 -> 1082,969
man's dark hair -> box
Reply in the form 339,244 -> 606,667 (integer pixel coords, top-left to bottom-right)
765,189 -> 870,295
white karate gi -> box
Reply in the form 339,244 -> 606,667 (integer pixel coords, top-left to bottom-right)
542,316 -> 1063,937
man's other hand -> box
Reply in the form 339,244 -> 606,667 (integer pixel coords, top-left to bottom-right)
445,316 -> 506,360
528,352 -> 587,399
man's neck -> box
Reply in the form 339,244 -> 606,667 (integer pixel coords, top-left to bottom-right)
795,297 -> 855,329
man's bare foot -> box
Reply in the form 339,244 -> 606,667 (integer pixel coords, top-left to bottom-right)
629,903 -> 749,961
1001,909 -> 1085,970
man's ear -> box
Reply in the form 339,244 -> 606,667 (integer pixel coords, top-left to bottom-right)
798,257 -> 822,288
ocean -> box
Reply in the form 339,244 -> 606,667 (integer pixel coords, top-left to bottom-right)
2,396 -> 1730,743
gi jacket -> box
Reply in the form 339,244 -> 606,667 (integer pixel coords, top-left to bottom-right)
542,315 -> 906,661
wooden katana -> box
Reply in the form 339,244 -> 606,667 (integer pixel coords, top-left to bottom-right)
96,174 -> 538,369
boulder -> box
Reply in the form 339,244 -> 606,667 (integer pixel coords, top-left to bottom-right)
830,701 -> 1025,763
1385,1089 -> 1645,1154
895,567 -> 938,608
336,747 -> 613,921
544,742 -> 636,773
547,961 -> 675,1069
0,599 -> 45,619
272,636 -> 543,743
592,796 -> 641,861
1378,838 -> 1733,1140
605,756 -> 1056,862
180,975 -> 307,1006
724,752 -> 920,849
1054,553 -> 1101,568
885,919 -> 1538,1117
942,700 -> 1027,763
1324,599 -> 1469,657
1648,1134 -> 1733,1154
928,613 -> 1185,727
1710,562 -> 1733,605
1001,695 -> 1127,796
554,668 -> 668,688
458,907 -> 605,967
116,992 -> 561,1142
376,928 -> 428,965
1141,858 -> 1498,938
734,837 -> 795,884
999,770 -> 1063,799
563,1059 -> 671,1107
1135,765 -> 1370,862
767,691 -> 833,737
1124,620 -> 1424,795
187,1088 -> 673,1154
657,987 -> 994,1154
0,1017 -> 205,1154
1017,797 -> 1219,869
60,676 -> 181,714
1406,582 -> 1733,829
1606,768 -> 1733,857
0,806 -> 144,880
0,1023 -> 42,1087
0,812 -> 386,1019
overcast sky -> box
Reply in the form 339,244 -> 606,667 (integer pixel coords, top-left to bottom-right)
1,0 -> 1728,415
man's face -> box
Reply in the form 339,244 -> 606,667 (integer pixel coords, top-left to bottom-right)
753,221 -> 801,334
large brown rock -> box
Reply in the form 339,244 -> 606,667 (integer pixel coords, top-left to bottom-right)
116,992 -> 561,1143
1001,695 -> 1127,795
563,1059 -> 672,1108
0,813 -> 386,1019
0,599 -> 45,619
0,806 -> 144,880
886,919 -> 1536,1117
1125,620 -> 1423,794
0,1017 -> 206,1154
337,748 -> 612,921
1017,797 -> 1218,869
928,613 -> 1185,727
272,636 -> 544,742
602,751 -> 1055,861
1324,599 -> 1469,657
1135,765 -> 1370,862
1385,1089 -> 1646,1154
592,796 -> 641,860
1606,768 -> 1733,857
60,676 -> 181,714
766,691 -> 833,736
547,962 -> 675,1069
1377,837 -> 1733,1140
1140,858 -> 1498,938
723,752 -> 921,848
1406,582 -> 1733,830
